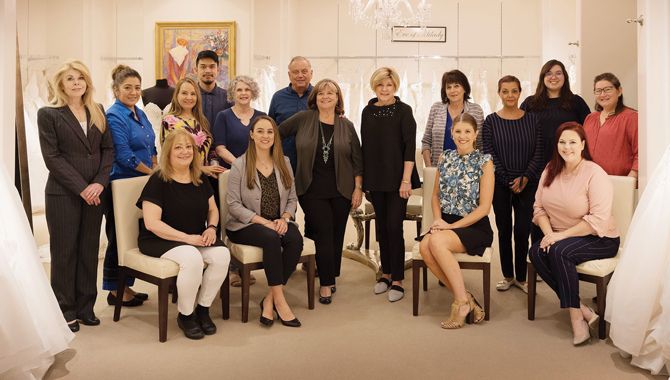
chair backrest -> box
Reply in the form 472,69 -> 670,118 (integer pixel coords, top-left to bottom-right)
415,148 -> 424,180
420,167 -> 437,236
112,175 -> 150,266
218,170 -> 231,239
609,175 -> 636,243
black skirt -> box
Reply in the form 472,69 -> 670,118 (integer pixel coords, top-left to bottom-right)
417,213 -> 493,256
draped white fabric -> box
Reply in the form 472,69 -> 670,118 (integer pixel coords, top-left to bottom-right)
606,146 -> 670,376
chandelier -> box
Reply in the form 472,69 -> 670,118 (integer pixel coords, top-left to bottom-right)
349,0 -> 432,36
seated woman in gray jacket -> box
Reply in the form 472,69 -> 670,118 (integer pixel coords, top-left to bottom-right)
225,115 -> 304,328
279,79 -> 363,305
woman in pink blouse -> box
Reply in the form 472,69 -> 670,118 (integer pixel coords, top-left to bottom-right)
583,73 -> 638,177
529,122 -> 620,346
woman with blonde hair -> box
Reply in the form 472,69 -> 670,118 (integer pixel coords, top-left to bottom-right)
37,60 -> 114,332
225,116 -> 304,328
138,129 -> 231,340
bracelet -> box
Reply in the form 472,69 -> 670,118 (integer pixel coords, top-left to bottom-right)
206,224 -> 217,230
401,180 -> 410,184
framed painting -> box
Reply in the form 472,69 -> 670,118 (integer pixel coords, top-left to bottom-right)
155,21 -> 236,87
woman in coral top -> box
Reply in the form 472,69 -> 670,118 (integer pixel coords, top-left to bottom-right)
529,122 -> 620,346
583,72 -> 638,177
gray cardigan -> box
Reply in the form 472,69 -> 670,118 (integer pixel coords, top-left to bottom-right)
224,154 -> 298,231
278,110 -> 363,199
421,100 -> 485,166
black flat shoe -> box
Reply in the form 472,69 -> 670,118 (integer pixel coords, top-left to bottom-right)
133,292 -> 149,301
77,315 -> 100,326
107,292 -> 144,307
273,305 -> 301,328
195,305 -> 216,335
177,313 -> 205,340
318,295 -> 332,305
259,298 -> 274,327
68,321 -> 80,332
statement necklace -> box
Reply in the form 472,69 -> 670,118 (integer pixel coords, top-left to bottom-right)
319,121 -> 334,163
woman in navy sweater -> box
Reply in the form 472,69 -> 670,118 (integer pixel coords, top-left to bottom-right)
482,75 -> 543,293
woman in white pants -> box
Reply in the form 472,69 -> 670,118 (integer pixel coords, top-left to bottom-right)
138,129 -> 230,340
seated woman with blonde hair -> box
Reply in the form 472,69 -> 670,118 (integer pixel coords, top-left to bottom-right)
137,129 -> 231,340
418,113 -> 493,329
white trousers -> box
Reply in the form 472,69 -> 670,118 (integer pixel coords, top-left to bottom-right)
161,245 -> 230,315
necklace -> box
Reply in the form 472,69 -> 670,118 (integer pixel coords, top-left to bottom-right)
319,122 -> 334,163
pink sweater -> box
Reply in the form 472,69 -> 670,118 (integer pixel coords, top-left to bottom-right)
583,107 -> 638,176
533,160 -> 619,238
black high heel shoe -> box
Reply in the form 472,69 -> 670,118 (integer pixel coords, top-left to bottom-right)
319,287 -> 333,305
273,304 -> 301,327
107,292 -> 143,307
259,298 -> 274,327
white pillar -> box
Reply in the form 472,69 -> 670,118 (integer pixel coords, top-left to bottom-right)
0,0 -> 17,175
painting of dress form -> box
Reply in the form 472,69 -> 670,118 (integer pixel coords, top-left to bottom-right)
155,22 -> 236,88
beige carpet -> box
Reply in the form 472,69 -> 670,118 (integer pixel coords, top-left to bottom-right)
43,214 -> 661,380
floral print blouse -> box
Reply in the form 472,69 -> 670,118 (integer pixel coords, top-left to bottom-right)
438,149 -> 492,216
161,114 -> 213,165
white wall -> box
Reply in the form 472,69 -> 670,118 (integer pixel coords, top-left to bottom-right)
1,0 -> 17,175
541,0 -> 579,91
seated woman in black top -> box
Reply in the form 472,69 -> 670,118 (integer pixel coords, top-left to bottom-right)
225,116 -> 304,328
137,129 -> 231,340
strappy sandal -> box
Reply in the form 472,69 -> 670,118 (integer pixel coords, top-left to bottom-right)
440,299 -> 473,329
467,291 -> 486,324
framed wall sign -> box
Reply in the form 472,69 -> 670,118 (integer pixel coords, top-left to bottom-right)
155,21 -> 236,87
391,26 -> 446,43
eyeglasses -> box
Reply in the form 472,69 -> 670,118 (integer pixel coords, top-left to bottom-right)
594,86 -> 615,95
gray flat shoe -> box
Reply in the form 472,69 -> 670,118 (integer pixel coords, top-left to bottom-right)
374,278 -> 391,294
388,285 -> 404,302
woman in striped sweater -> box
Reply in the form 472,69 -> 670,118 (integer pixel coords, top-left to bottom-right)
482,75 -> 544,293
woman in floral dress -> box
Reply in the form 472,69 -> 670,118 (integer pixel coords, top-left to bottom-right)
161,77 -> 225,178
418,113 -> 494,329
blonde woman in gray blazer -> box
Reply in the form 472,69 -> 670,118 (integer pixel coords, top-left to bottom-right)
422,70 -> 485,166
225,115 -> 303,328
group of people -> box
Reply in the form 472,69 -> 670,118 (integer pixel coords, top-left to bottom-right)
37,51 -> 638,346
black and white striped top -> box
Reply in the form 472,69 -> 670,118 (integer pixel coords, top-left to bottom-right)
481,112 -> 544,186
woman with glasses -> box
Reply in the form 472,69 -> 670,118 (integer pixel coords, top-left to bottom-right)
521,60 -> 590,167
583,72 -> 638,177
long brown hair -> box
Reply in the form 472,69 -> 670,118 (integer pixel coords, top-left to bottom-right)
166,77 -> 210,133
49,60 -> 106,133
157,129 -> 203,186
527,59 -> 575,112
244,116 -> 293,190
543,122 -> 592,187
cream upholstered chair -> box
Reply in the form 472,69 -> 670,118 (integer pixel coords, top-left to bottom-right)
411,167 -> 492,319
363,149 -> 424,250
219,171 -> 315,323
111,176 -> 230,342
527,175 -> 636,339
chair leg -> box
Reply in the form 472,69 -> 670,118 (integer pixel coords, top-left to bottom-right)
113,269 -> 127,322
596,277 -> 608,340
307,255 -> 315,310
412,260 -> 421,316
415,220 -> 421,238
240,265 -> 251,323
220,272 -> 230,320
422,265 -> 428,291
483,263 -> 491,321
527,262 -> 537,320
364,220 -> 371,251
158,278 -> 171,343
171,282 -> 178,304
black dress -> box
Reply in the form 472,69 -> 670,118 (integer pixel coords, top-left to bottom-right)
136,172 -> 224,257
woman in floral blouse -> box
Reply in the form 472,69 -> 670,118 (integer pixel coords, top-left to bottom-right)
418,113 -> 494,330
161,77 -> 225,178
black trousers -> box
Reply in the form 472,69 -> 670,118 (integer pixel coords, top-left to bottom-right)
299,195 -> 350,286
369,191 -> 408,281
492,181 -> 536,282
46,193 -> 103,321
226,223 -> 303,286
102,186 -> 134,291
529,233 -> 619,308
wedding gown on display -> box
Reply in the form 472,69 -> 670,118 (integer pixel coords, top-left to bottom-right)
606,146 -> 670,376
0,167 -> 74,379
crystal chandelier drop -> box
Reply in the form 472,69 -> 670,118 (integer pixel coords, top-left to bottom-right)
349,0 -> 432,37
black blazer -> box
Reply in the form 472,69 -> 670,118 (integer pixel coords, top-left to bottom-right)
37,105 -> 114,196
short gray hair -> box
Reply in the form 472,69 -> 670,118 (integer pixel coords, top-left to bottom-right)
288,56 -> 311,69
227,75 -> 260,102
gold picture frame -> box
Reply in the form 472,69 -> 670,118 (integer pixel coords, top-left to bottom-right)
155,21 -> 236,87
